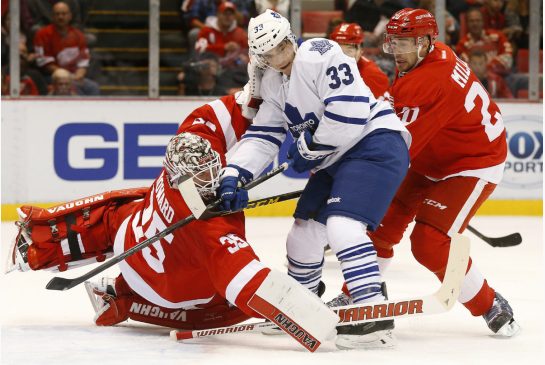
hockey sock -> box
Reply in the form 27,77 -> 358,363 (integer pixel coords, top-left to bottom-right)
287,256 -> 324,294
327,216 -> 384,303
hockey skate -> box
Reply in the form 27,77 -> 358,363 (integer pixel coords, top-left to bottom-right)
6,221 -> 32,273
326,283 -> 396,350
261,281 -> 326,336
483,292 -> 521,337
85,277 -> 117,316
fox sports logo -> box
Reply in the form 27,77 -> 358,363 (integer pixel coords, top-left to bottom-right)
502,115 -> 542,189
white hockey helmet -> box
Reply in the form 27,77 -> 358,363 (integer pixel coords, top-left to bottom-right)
163,132 -> 221,199
248,9 -> 297,58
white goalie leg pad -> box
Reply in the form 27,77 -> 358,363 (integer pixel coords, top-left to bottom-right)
248,269 -> 339,352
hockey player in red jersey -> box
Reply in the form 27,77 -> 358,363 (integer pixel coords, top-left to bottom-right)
7,93 -> 338,351
368,8 -> 519,337
329,22 -> 390,99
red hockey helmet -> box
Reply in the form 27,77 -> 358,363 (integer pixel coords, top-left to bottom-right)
329,23 -> 364,45
383,8 -> 439,54
385,8 -> 438,41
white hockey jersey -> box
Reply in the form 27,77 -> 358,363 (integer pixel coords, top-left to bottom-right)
228,38 -> 411,176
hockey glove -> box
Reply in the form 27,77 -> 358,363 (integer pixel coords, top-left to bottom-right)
217,165 -> 253,211
287,130 -> 336,173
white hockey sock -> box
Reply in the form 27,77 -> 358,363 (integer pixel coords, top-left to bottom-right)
287,257 -> 324,294
327,216 -> 384,303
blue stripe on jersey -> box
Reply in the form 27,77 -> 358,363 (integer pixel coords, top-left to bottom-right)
324,110 -> 368,125
247,125 -> 287,134
371,109 -> 394,120
370,102 -> 377,109
242,133 -> 283,148
324,95 -> 369,105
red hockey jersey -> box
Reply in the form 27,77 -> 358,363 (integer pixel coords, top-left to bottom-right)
114,96 -> 266,317
357,56 -> 390,98
389,42 -> 507,183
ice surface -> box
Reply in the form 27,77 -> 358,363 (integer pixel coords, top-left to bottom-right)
1,216 -> 543,365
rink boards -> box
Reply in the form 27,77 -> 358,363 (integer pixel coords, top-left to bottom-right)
1,98 -> 542,219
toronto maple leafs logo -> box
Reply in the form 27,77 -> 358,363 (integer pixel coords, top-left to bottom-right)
270,11 -> 281,18
309,40 -> 333,55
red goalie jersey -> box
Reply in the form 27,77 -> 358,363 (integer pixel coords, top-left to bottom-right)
390,42 -> 507,183
116,95 -> 265,315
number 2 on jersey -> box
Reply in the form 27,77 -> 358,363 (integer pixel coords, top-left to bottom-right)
464,81 -> 504,142
326,63 -> 354,89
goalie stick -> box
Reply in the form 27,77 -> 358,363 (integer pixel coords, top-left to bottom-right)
45,163 -> 291,291
170,234 -> 470,342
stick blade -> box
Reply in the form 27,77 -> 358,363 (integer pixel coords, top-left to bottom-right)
46,276 -> 78,291
488,233 -> 522,247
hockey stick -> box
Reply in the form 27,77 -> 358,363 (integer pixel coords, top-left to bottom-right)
45,163 -> 291,291
170,234 -> 470,342
465,224 -> 521,248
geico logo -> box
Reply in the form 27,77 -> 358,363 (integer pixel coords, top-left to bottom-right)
54,122 -> 178,181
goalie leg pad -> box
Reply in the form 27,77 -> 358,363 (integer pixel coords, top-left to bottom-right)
86,275 -> 251,329
247,269 -> 339,352
7,188 -> 147,273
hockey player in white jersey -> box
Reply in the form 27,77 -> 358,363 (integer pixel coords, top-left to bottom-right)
218,10 -> 411,349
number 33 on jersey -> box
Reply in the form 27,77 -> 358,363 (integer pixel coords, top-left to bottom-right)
389,42 -> 507,183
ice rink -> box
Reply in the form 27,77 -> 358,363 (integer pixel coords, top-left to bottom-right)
1,216 -> 543,365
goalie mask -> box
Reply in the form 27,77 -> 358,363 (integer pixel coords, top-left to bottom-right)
163,133 -> 222,199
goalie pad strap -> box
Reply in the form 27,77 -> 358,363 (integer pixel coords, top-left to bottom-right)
65,214 -> 82,261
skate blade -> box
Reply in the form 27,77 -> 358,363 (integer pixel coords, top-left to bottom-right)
335,330 -> 397,350
493,319 -> 521,338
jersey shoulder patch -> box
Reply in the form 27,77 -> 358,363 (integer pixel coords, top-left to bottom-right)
299,38 -> 341,59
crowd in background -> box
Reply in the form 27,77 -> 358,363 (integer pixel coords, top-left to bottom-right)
1,0 -> 542,98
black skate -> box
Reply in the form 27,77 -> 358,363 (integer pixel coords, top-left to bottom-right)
327,283 -> 396,349
483,292 -> 521,337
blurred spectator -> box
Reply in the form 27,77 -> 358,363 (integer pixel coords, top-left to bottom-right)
177,52 -> 228,96
33,1 -> 99,95
419,0 -> 460,46
468,50 -> 513,98
229,0 -> 257,26
1,0 -> 34,37
195,2 -> 248,69
1,24 -> 48,95
27,0 -> 84,33
344,0 -> 404,46
481,0 -> 523,41
329,22 -> 390,98
48,67 -> 78,95
255,0 -> 290,17
456,7 -> 513,76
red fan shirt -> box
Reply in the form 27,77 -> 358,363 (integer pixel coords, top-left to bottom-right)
33,24 -> 90,73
